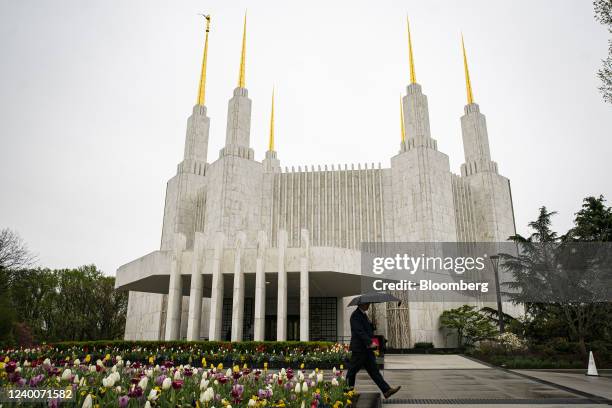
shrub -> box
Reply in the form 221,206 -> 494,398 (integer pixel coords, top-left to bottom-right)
414,342 -> 434,349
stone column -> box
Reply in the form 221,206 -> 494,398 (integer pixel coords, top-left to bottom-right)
299,229 -> 310,341
208,232 -> 225,341
276,229 -> 288,341
231,232 -> 246,341
254,230 -> 267,341
165,233 -> 186,340
186,232 -> 205,341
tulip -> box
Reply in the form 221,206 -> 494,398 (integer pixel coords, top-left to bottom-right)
331,378 -> 339,386
147,389 -> 158,401
82,394 -> 93,408
294,383 -> 301,394
173,370 -> 182,381
162,377 -> 172,390
303,383 -> 309,393
118,395 -> 129,408
61,369 -> 72,381
138,376 -> 148,390
200,379 -> 210,390
73,359 -> 80,366
144,402 -> 151,408
316,373 -> 323,383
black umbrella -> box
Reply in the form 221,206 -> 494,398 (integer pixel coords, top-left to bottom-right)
348,292 -> 401,306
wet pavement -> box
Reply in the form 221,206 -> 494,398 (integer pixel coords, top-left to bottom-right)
349,355 -> 612,407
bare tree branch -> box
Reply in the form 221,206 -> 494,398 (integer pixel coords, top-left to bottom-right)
0,228 -> 36,270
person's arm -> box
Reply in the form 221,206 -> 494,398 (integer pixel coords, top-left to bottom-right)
351,312 -> 376,348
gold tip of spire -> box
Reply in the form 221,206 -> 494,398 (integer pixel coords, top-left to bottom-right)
197,14 -> 211,106
269,87 -> 275,151
238,11 -> 247,88
400,95 -> 406,143
461,34 -> 474,105
407,16 -> 416,84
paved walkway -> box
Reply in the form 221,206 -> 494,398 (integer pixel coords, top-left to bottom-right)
350,355 -> 611,407
513,370 -> 612,400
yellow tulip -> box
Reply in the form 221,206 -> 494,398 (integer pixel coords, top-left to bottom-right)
233,365 -> 240,373
217,363 -> 223,370
0,362 -> 5,370
300,363 -> 304,369
340,364 -> 344,370
148,356 -> 154,365
243,363 -> 248,369
104,354 -> 110,361
85,355 -> 91,363
202,357 -> 207,367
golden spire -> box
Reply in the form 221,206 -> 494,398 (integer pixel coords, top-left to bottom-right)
269,87 -> 275,151
400,95 -> 406,142
407,16 -> 416,84
197,15 -> 211,106
461,34 -> 474,105
238,12 -> 247,88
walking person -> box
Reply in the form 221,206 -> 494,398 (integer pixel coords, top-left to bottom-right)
346,302 -> 401,399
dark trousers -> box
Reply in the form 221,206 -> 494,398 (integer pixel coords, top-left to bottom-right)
346,351 -> 390,393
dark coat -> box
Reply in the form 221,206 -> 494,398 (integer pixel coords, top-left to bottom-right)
349,308 -> 374,352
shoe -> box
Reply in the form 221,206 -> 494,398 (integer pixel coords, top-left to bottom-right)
383,386 -> 401,399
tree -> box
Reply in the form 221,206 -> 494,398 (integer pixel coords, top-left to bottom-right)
501,198 -> 612,355
440,305 -> 497,348
594,0 -> 612,103
0,228 -> 35,270
565,196 -> 612,241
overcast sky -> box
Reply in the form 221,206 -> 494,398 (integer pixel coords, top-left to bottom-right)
1,0 -> 610,275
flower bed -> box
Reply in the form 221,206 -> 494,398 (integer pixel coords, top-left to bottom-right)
1,342 -> 350,370
0,354 -> 352,407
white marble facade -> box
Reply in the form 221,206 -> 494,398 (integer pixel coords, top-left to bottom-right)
117,40 -> 516,348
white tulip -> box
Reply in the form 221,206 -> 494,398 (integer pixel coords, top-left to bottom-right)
148,389 -> 158,401
200,387 -> 214,403
317,373 -> 323,383
331,378 -> 339,386
61,369 -> 72,381
82,394 -> 93,408
301,401 -> 305,408
200,379 -> 210,390
73,374 -> 80,384
115,386 -> 122,393
162,377 -> 172,390
298,371 -> 305,381
138,376 -> 148,390
248,399 -> 257,407
302,383 -> 308,393
294,383 -> 301,394
144,402 -> 151,408
73,359 -> 80,366
226,368 -> 232,377
174,370 -> 182,381
102,376 -> 113,388
89,365 -> 96,373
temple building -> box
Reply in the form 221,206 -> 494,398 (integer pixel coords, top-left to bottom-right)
115,16 -> 516,348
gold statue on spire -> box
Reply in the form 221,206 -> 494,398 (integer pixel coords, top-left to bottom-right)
197,14 -> 211,106
269,87 -> 275,151
461,34 -> 474,105
400,95 -> 406,143
238,12 -> 247,88
407,16 -> 416,84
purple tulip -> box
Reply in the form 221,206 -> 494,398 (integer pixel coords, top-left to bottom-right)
155,375 -> 166,386
29,374 -> 45,387
118,395 -> 129,408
